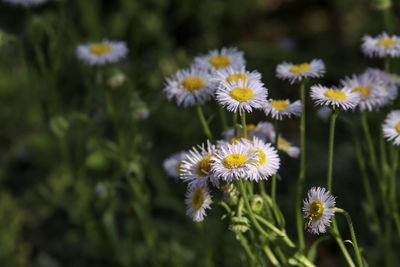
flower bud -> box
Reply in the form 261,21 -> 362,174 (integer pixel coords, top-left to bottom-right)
229,216 -> 250,233
251,194 -> 264,213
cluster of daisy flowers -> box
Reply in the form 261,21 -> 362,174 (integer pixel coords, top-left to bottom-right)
164,136 -> 280,222
309,68 -> 399,112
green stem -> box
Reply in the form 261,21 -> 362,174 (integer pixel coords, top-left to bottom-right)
335,208 -> 364,267
296,80 -> 306,251
237,232 -> 257,265
361,112 -> 381,183
105,89 -> 126,160
237,178 -> 271,240
196,103 -> 214,142
218,104 -> 228,131
327,111 -> 338,192
330,219 -> 356,267
352,130 -> 382,236
241,112 -> 247,138
384,58 -> 391,72
263,245 -> 281,266
380,131 -> 389,188
390,145 -> 400,238
272,120 -> 279,203
233,112 -> 238,137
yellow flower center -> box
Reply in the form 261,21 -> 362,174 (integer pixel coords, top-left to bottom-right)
229,136 -> 252,144
226,73 -> 247,83
324,89 -> 347,100
289,63 -> 311,74
309,200 -> 324,221
271,100 -> 289,111
209,55 -> 231,69
191,188 -> 205,210
390,74 -> 398,81
176,161 -> 185,174
223,153 -> 248,169
376,38 -> 397,49
90,43 -> 113,56
253,150 -> 266,166
181,77 -> 205,92
230,87 -> 255,102
278,138 -> 290,150
351,86 -> 371,97
196,156 -> 214,176
396,122 -> 400,134
246,124 -> 256,132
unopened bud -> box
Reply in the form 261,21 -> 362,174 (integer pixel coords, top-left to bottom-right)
229,216 -> 250,233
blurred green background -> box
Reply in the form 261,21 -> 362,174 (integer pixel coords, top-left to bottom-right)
0,0 -> 398,266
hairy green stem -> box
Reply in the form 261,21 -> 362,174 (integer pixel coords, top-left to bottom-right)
353,131 -> 382,236
237,232 -> 257,265
196,103 -> 214,141
361,112 -> 380,183
241,112 -> 247,138
263,245 -> 281,266
218,104 -> 228,131
233,112 -> 238,137
296,81 -> 306,250
330,219 -> 356,267
335,208 -> 364,267
327,111 -> 338,192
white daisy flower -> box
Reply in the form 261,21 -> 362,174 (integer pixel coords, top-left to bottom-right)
2,0 -> 47,6
340,73 -> 388,111
163,66 -> 214,107
163,151 -> 187,179
382,110 -> 400,146
76,40 -> 128,66
180,140 -> 219,188
263,99 -> 302,120
185,184 -> 212,222
216,79 -> 268,114
221,121 -> 274,144
310,85 -> 360,110
361,32 -> 400,58
211,142 -> 259,182
241,137 -> 280,181
267,132 -> 300,158
194,47 -> 246,71
364,68 -> 399,107
276,59 -> 325,84
213,66 -> 262,87
303,187 -> 336,234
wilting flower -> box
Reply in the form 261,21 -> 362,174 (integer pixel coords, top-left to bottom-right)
310,85 -> 360,110
194,47 -> 246,71
76,40 -> 128,66
276,59 -> 325,84
361,32 -> 400,58
185,184 -> 212,222
303,187 -> 336,234
164,66 -> 214,107
263,99 -> 302,120
382,110 -> 400,146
